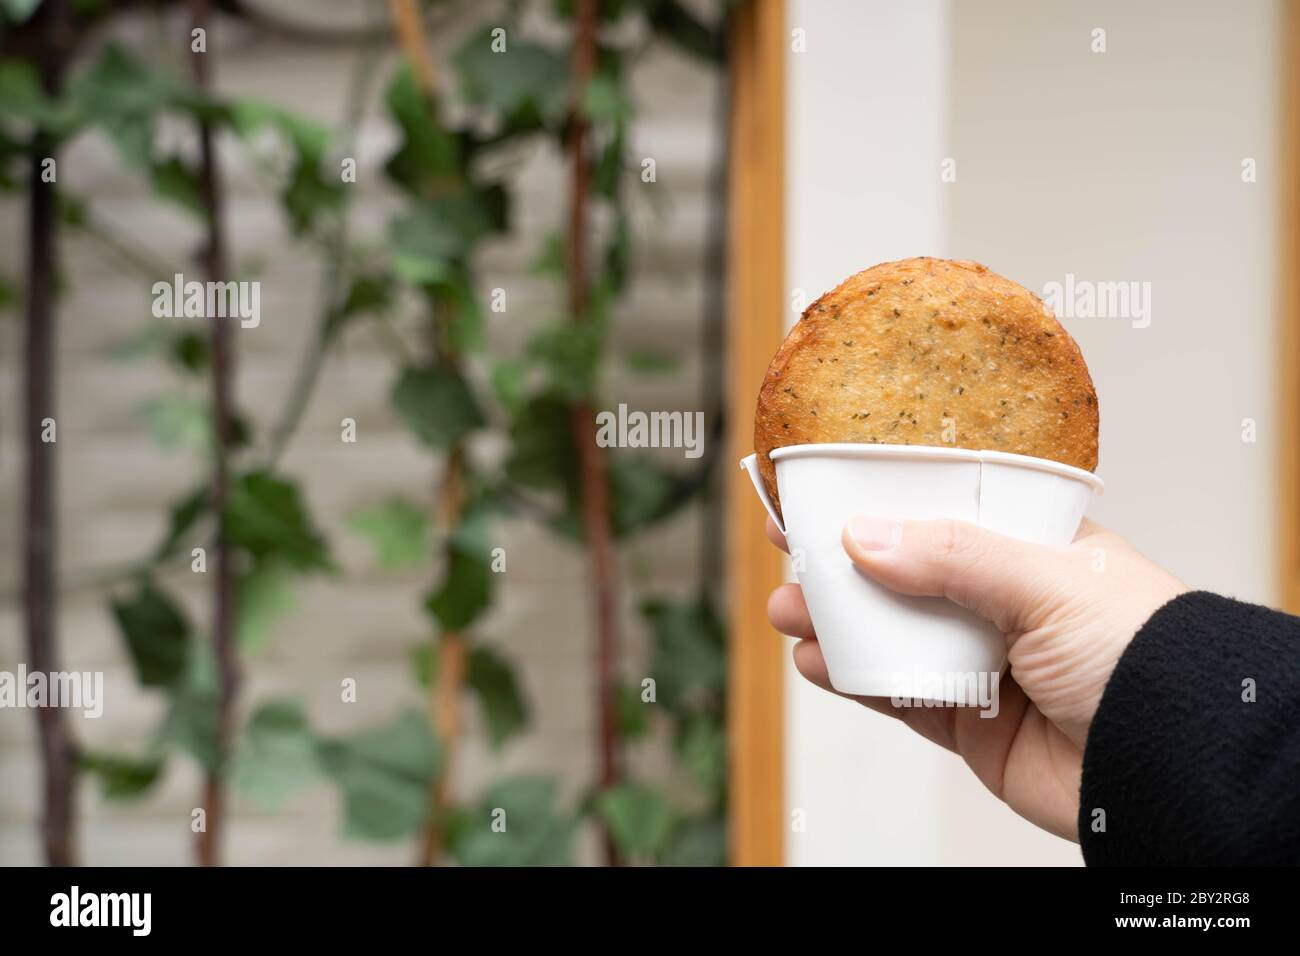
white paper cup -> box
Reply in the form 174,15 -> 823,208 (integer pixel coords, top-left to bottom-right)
740,444 -> 1103,704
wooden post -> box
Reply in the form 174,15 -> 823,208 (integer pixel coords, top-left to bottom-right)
1280,1 -> 1300,613
726,0 -> 786,867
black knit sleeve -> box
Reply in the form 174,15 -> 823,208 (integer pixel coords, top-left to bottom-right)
1078,590 -> 1300,865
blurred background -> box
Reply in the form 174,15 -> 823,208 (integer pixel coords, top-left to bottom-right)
0,0 -> 1290,866
1,0 -> 729,866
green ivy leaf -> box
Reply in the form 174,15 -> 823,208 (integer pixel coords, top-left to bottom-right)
410,643 -> 437,689
427,491 -> 506,640
341,272 -> 394,314
382,65 -> 462,194
346,498 -> 430,569
228,412 -> 254,452
609,455 -> 679,537
388,195 -> 501,286
79,750 -> 164,801
56,192 -> 87,227
235,558 -> 297,652
1,0 -> 44,25
544,510 -> 583,542
153,485 -> 208,562
615,680 -> 650,740
593,127 -> 624,200
642,0 -> 727,63
283,153 -> 344,236
170,331 -> 209,373
0,60 -> 51,122
105,322 -> 171,361
603,212 -> 632,292
552,0 -> 632,21
675,712 -> 725,794
444,186 -> 508,240
453,28 -> 568,124
624,349 -> 679,375
0,123 -> 21,184
449,493 -> 500,559
527,322 -> 604,401
102,114 -> 153,170
595,782 -> 675,858
504,394 -> 578,494
490,359 -> 528,415
448,776 -> 577,866
317,710 -> 441,841
136,394 -> 210,452
0,59 -> 79,136
466,645 -> 527,749
429,267 -> 487,353
224,470 -> 333,572
161,644 -> 221,772
66,45 -> 188,161
229,100 -> 331,160
110,581 -> 191,688
514,402 -> 694,543
71,44 -> 178,116
229,99 -> 341,234
149,156 -> 204,218
326,272 -> 394,341
424,547 -> 492,632
642,594 -> 725,708
528,232 -> 565,278
0,275 -> 19,311
390,365 -> 485,449
582,74 -> 633,124
230,699 -> 323,811
662,815 -> 727,866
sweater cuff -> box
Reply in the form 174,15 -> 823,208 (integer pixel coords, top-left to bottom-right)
1078,590 -> 1300,865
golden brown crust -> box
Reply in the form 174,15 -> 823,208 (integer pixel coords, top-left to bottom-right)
754,257 -> 1099,518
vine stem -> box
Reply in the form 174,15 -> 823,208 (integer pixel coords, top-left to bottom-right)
386,0 -> 438,94
419,444 -> 468,867
264,22 -> 383,468
76,212 -> 181,281
50,17 -> 385,601
567,0 -> 624,867
24,0 -> 77,868
189,0 -> 240,868
386,0 -> 470,867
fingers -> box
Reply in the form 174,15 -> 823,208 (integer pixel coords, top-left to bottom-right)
765,515 -> 789,554
841,516 -> 1072,633
767,583 -> 815,639
791,639 -> 835,690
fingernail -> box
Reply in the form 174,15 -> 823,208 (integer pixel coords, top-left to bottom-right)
846,516 -> 902,551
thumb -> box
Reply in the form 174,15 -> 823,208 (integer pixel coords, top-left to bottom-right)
841,516 -> 1072,634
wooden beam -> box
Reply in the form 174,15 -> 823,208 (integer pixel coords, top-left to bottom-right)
726,0 -> 786,867
1281,0 -> 1300,613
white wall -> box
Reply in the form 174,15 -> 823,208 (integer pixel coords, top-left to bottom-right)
784,0 -> 1279,865
947,0 -> 1280,604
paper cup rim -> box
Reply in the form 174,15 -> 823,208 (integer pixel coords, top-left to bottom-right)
768,442 -> 1104,493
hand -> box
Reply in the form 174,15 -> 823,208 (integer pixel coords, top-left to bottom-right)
766,515 -> 1188,841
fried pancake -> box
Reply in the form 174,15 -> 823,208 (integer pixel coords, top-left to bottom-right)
754,257 -> 1098,519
